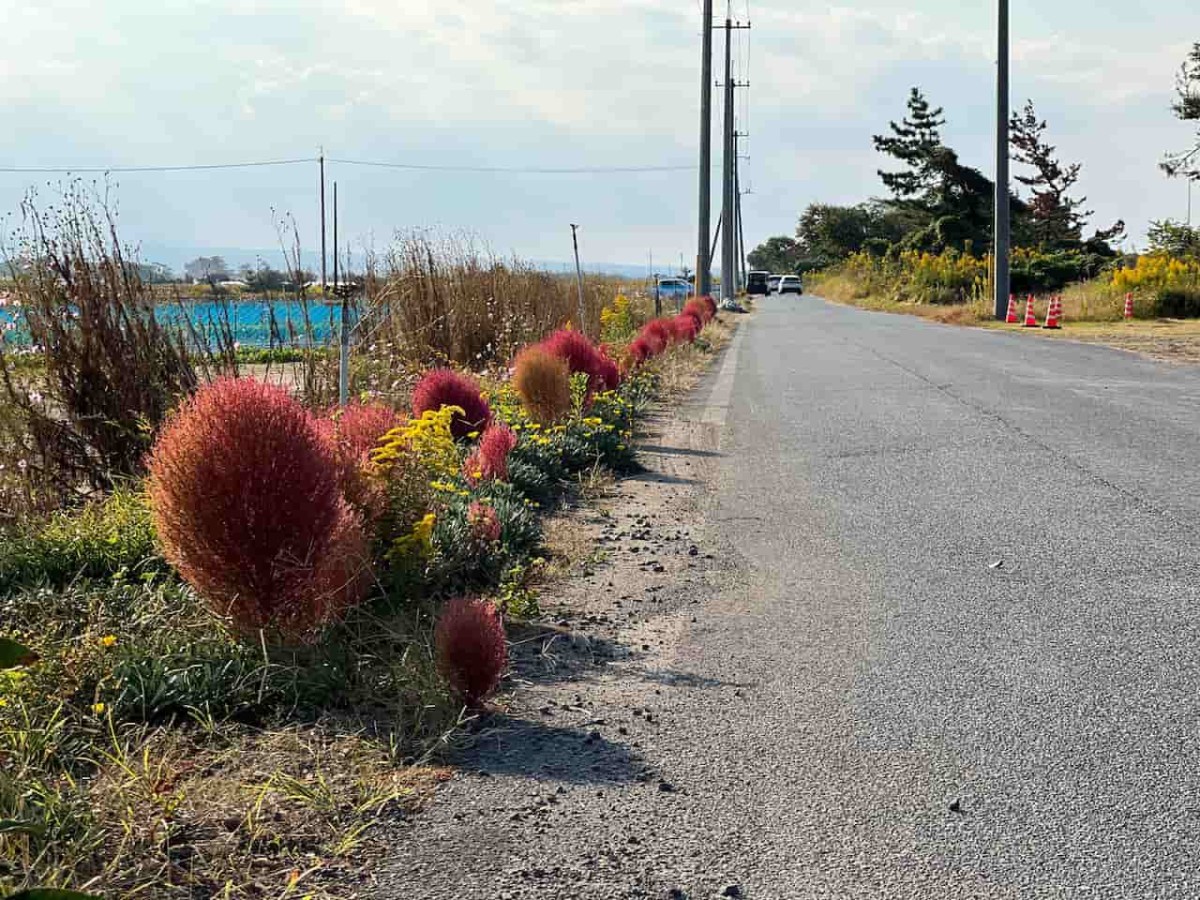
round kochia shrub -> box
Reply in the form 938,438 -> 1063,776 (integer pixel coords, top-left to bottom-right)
542,328 -> 603,381
639,319 -> 671,355
672,311 -> 703,343
317,400 -> 402,520
436,597 -> 508,707
147,378 -> 368,641
595,347 -> 622,390
411,369 -> 492,440
683,297 -> 713,325
465,422 -> 518,483
512,344 -> 572,424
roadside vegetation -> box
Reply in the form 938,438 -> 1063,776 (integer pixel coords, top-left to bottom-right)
755,43 -> 1200,332
0,186 -> 727,898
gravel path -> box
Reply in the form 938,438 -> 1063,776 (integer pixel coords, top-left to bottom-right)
381,297 -> 1200,898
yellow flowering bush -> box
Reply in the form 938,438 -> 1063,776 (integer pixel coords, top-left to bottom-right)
1111,254 -> 1200,292
836,249 -> 989,305
373,405 -> 463,480
600,293 -> 640,344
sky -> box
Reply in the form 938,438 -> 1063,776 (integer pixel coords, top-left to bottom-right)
0,0 -> 1197,273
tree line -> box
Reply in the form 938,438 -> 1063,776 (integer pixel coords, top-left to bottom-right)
751,42 -> 1200,285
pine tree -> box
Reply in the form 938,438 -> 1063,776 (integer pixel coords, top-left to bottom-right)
1010,100 -> 1123,251
1162,43 -> 1200,181
873,87 -> 946,200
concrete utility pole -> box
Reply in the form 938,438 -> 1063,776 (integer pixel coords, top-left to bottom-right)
993,0 -> 1010,320
570,223 -> 586,332
334,182 -> 349,406
696,0 -> 714,297
319,149 -> 327,294
735,132 -> 747,292
720,17 -> 736,307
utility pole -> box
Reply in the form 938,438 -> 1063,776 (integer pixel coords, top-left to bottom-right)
335,182 -> 350,406
319,150 -> 327,295
735,132 -> 747,292
570,224 -> 586,332
720,16 -> 736,307
650,250 -> 661,317
993,0 -> 1010,321
696,0 -> 714,297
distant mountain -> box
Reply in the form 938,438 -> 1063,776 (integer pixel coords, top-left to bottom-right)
130,242 -> 677,282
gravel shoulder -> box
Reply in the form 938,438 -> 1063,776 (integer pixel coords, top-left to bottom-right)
376,323 -> 752,899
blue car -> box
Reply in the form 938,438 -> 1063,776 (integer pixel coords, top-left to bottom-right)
656,278 -> 693,302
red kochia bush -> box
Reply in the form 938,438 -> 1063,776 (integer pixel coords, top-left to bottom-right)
671,312 -> 702,343
627,336 -> 655,367
595,346 -> 622,390
541,328 -> 610,394
317,401 -> 403,520
436,597 -> 508,707
465,422 -> 518,483
148,378 -> 368,640
700,294 -> 718,318
683,297 -> 713,325
467,501 -> 502,543
411,369 -> 492,440
639,319 -> 671,355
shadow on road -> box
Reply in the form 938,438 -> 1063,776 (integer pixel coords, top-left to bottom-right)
458,715 -> 645,784
625,471 -> 701,486
638,443 -> 724,459
639,668 -> 754,690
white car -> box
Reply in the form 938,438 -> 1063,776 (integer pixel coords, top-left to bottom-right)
776,275 -> 803,295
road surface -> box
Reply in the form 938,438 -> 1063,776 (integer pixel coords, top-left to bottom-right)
388,296 -> 1200,898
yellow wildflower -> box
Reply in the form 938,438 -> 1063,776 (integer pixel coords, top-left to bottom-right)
99,634 -> 117,648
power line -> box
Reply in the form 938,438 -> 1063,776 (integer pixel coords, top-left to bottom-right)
329,158 -> 697,174
0,158 -> 314,174
0,156 -> 700,176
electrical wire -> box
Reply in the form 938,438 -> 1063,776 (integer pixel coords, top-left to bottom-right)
0,158 -> 314,173
328,158 -> 697,174
0,157 -> 699,176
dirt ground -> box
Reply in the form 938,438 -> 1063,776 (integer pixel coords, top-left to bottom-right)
999,318 -> 1200,365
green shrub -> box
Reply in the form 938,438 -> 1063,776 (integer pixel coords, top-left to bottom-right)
427,482 -> 540,593
0,489 -> 164,593
1154,287 -> 1200,318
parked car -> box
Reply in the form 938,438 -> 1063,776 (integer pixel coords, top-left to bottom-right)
767,274 -> 782,294
777,275 -> 803,295
746,271 -> 770,295
656,278 -> 693,302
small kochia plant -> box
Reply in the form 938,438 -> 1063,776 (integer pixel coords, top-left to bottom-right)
435,597 -> 508,707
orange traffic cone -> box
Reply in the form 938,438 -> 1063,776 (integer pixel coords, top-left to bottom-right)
1005,294 -> 1018,324
1123,292 -> 1134,320
1023,294 -> 1038,327
1043,294 -> 1061,329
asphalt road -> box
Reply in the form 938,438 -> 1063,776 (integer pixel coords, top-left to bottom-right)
387,296 -> 1200,898
709,296 -> 1200,897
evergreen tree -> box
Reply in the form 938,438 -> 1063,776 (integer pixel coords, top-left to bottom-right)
873,87 -> 1007,253
1010,100 -> 1123,252
873,87 -> 946,201
1162,43 -> 1200,182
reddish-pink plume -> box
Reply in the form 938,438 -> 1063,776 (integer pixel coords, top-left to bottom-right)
436,597 -> 508,707
411,369 -> 492,440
